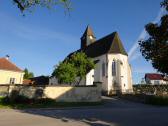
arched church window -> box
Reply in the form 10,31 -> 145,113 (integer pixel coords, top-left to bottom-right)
112,60 -> 116,76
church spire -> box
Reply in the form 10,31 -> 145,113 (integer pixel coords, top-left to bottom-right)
81,25 -> 96,50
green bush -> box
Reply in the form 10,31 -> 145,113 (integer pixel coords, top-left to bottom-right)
0,97 -> 8,104
0,95 -> 31,104
14,95 -> 31,104
146,96 -> 168,106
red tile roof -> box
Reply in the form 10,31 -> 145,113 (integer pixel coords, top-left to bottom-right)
145,73 -> 164,80
23,79 -> 34,85
0,58 -> 23,72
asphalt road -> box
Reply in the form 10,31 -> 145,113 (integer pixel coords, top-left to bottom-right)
0,96 -> 168,126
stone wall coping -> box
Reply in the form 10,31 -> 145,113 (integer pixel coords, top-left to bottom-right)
0,84 -> 99,87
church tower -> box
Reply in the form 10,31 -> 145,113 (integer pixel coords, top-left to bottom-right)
81,25 -> 96,50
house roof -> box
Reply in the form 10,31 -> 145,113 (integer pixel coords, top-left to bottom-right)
67,31 -> 127,59
23,79 -> 33,85
0,58 -> 23,72
30,76 -> 49,85
83,32 -> 128,58
145,73 -> 164,80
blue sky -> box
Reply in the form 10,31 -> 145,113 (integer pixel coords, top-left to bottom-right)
0,0 -> 163,84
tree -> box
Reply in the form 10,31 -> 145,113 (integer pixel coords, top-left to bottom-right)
12,0 -> 71,13
53,62 -> 77,84
69,52 -> 95,84
161,0 -> 168,11
139,0 -> 168,75
24,68 -> 34,79
52,52 -> 95,84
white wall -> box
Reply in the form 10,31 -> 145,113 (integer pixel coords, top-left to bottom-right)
49,53 -> 133,94
84,53 -> 133,94
93,54 -> 108,92
0,70 -> 24,84
149,79 -> 167,85
86,69 -> 94,85
107,54 -> 133,93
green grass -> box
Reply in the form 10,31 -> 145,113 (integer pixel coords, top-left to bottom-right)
120,94 -> 168,106
146,96 -> 168,106
0,97 -> 102,109
0,97 -> 12,108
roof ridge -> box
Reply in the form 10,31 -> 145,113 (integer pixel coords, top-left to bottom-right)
80,31 -> 128,58
108,32 -> 118,52
146,73 -> 162,75
7,58 -> 23,72
0,58 -> 23,72
85,32 -> 116,48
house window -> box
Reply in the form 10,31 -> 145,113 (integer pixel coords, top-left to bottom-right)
154,80 -> 160,85
112,60 -> 116,76
102,62 -> 105,77
10,78 -> 15,84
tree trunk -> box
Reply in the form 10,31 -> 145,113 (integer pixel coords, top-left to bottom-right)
77,77 -> 82,85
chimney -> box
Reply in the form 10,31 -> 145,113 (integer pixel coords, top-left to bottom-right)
5,55 -> 10,60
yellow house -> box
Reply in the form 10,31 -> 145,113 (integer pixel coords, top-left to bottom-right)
0,57 -> 24,84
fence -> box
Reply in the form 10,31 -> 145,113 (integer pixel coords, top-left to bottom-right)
133,84 -> 168,96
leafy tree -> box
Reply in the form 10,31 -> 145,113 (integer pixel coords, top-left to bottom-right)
52,52 -> 95,84
24,68 -> 34,79
69,52 -> 95,84
139,0 -> 168,75
161,0 -> 168,11
12,0 -> 71,13
53,62 -> 77,84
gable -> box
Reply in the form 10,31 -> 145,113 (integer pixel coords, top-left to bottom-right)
83,32 -> 127,58
108,32 -> 127,55
0,58 -> 23,72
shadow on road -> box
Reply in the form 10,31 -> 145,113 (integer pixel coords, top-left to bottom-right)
18,96 -> 168,126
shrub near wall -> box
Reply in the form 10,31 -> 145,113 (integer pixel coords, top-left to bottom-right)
146,95 -> 168,106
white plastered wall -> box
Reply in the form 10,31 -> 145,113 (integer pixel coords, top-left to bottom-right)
0,70 -> 24,84
107,54 -> 133,93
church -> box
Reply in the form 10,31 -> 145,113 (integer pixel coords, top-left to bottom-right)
50,26 -> 133,95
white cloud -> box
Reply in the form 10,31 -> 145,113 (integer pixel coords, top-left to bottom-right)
128,8 -> 166,62
128,29 -> 147,62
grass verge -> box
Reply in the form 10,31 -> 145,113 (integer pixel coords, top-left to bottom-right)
120,94 -> 168,106
0,97 -> 102,109
146,95 -> 168,106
